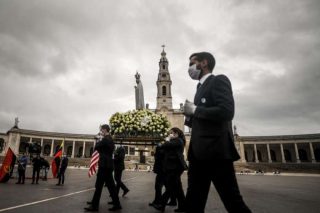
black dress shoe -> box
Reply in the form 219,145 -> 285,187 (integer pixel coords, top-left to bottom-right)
167,201 -> 177,206
86,201 -> 92,205
174,208 -> 186,212
84,206 -> 98,211
122,189 -> 129,197
108,205 -> 122,211
108,201 -> 114,205
152,204 -> 165,212
148,202 -> 154,206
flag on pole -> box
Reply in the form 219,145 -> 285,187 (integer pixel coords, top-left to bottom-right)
88,151 -> 99,177
0,147 -> 17,183
51,141 -> 64,178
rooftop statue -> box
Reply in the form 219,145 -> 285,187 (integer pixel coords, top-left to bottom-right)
135,72 -> 145,110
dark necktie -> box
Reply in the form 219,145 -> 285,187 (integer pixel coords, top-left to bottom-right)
197,83 -> 201,90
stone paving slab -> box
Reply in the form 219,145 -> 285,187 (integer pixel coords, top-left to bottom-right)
0,169 -> 320,213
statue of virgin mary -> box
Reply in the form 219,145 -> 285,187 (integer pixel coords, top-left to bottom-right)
135,72 -> 145,110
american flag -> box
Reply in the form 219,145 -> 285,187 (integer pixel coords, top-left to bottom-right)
88,150 -> 99,177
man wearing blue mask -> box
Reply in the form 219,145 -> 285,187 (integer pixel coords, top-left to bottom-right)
184,52 -> 251,213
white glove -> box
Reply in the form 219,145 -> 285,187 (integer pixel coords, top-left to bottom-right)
184,99 -> 196,116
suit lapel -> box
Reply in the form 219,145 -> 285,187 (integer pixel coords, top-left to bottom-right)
194,75 -> 214,104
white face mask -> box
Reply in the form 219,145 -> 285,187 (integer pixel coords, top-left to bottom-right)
165,133 -> 175,142
188,64 -> 201,80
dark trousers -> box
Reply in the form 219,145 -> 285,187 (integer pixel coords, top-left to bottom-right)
185,160 -> 251,213
32,167 -> 40,183
17,169 -> 26,183
153,173 -> 165,204
161,171 -> 186,209
91,167 -> 120,209
58,171 -> 65,184
114,169 -> 129,194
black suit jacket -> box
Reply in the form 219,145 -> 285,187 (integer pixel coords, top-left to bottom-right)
95,135 -> 115,169
186,74 -> 240,161
114,146 -> 125,171
162,138 -> 186,173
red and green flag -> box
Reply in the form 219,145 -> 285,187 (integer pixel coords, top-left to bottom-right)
0,147 -> 17,183
51,141 -> 64,178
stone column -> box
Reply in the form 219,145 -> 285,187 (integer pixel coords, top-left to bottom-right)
267,144 -> 272,163
72,141 -> 75,158
280,143 -> 286,163
309,142 -> 316,163
254,144 -> 259,163
40,138 -> 44,155
294,143 -> 301,163
50,139 -> 54,157
82,141 -> 86,158
240,142 -> 246,163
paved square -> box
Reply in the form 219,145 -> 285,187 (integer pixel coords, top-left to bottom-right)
0,169 -> 319,213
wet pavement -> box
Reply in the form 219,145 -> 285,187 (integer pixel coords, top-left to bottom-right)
0,168 -> 320,213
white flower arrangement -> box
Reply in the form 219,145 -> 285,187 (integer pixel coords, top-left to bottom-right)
109,109 -> 170,138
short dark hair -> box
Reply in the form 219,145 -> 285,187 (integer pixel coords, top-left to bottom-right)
100,124 -> 110,132
170,127 -> 186,145
189,52 -> 215,72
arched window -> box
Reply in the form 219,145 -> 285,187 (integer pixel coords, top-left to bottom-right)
162,64 -> 165,69
43,144 -> 51,156
270,150 -> 277,161
298,149 -> 308,161
284,149 -> 292,162
162,86 -> 166,96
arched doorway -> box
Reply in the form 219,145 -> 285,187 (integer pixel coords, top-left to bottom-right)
298,149 -> 308,162
284,149 -> 292,162
78,147 -> 83,157
89,147 -> 93,157
0,138 -> 5,153
315,148 -> 320,162
270,150 -> 277,161
245,151 -> 248,162
43,144 -> 51,156
257,150 -> 262,161
67,146 -> 72,157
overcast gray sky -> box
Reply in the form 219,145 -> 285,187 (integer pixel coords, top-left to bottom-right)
0,0 -> 319,136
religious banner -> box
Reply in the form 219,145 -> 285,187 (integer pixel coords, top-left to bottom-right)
0,147 -> 17,183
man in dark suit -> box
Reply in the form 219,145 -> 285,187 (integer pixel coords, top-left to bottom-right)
184,52 -> 251,213
85,124 -> 121,212
114,145 -> 129,197
56,155 -> 68,186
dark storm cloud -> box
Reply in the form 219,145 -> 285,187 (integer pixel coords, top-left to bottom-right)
222,0 -> 320,135
0,0 -> 319,136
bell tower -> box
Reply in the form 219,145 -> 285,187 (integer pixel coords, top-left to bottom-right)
156,45 -> 173,110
